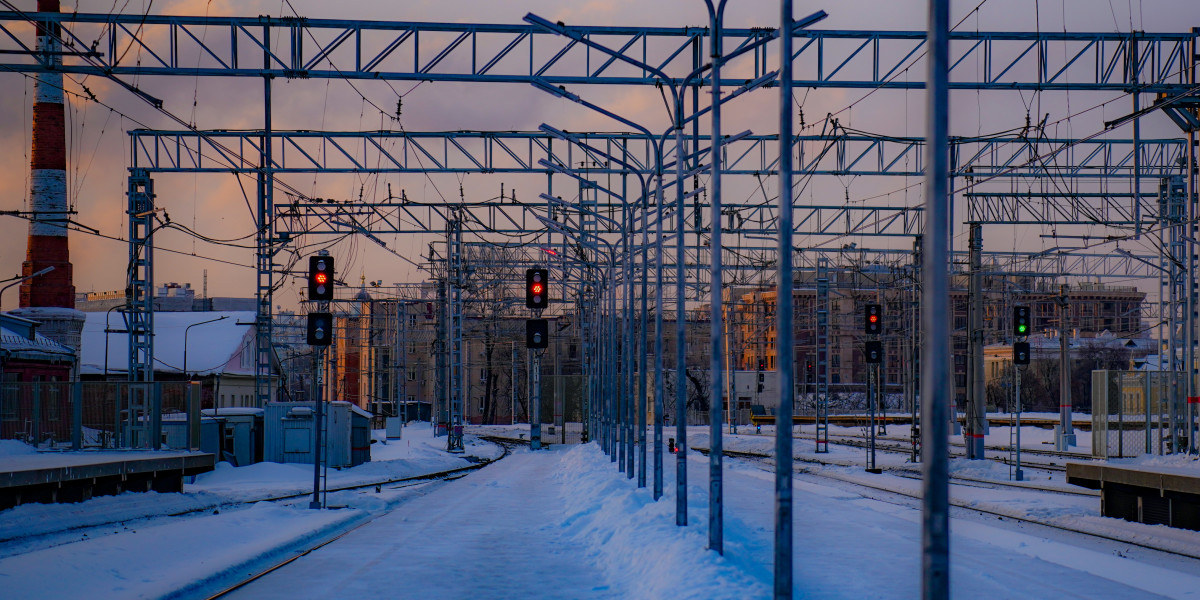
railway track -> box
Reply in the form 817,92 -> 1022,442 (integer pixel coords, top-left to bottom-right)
807,429 -> 1089,472
695,445 -> 1200,562
202,438 -> 516,599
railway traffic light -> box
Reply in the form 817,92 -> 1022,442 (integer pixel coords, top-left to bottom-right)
526,318 -> 549,349
308,255 -> 335,301
307,312 -> 333,346
1013,341 -> 1030,365
1013,305 -> 1031,337
864,303 -> 882,334
526,268 -> 548,309
865,340 -> 883,363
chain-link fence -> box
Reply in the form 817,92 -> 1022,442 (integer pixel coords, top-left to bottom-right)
1,381 -> 200,450
1091,370 -> 1175,458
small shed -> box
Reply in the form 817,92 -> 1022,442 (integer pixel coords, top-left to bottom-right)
264,402 -> 372,468
204,407 -> 264,466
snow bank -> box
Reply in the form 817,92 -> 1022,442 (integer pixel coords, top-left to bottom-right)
553,444 -> 770,600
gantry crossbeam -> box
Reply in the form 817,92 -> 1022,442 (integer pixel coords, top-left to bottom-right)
0,11 -> 1194,91
130,129 -> 1183,179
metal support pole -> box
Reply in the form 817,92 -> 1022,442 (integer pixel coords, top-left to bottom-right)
1058,284 -> 1076,449
922,0 -> 952,596
1188,30 -> 1199,452
609,284 -> 618,462
966,223 -> 985,459
255,31 -> 276,408
1013,366 -> 1023,481
674,122 -> 688,526
910,237 -> 922,462
623,175 -> 636,475
512,343 -> 517,426
774,1 -> 796,595
707,0 -> 728,556
639,188 -> 649,487
867,363 -> 878,471
311,346 -> 325,509
654,174 -> 665,501
556,340 -> 565,445
533,351 -> 542,450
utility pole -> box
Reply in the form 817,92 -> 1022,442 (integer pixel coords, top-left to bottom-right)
775,1 -> 796,595
1057,284 -> 1076,450
511,342 -> 517,425
922,0 -> 952,595
909,235 -> 922,462
966,223 -> 985,459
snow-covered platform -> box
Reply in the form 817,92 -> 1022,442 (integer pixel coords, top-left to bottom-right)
1068,461 -> 1200,530
0,448 -> 214,509
750,412 -> 1094,430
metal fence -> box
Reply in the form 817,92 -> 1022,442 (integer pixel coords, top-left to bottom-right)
0,381 -> 200,450
1091,370 -> 1176,458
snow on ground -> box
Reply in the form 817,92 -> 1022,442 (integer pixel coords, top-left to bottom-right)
0,423 -> 495,544
3,420 -> 1200,598
219,441 -> 1200,599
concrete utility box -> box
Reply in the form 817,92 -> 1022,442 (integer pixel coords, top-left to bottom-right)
385,417 -> 404,439
264,402 -> 373,468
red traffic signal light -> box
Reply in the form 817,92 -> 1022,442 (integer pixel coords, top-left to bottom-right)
526,268 -> 548,309
864,303 -> 882,334
308,255 -> 335,301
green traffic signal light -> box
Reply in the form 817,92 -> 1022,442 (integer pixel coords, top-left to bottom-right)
1013,305 -> 1030,337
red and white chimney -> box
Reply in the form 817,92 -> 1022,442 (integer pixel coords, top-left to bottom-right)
13,0 -> 85,353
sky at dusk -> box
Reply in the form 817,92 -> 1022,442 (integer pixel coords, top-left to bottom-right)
1,0 -> 1198,311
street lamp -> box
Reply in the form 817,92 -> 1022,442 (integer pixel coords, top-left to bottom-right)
104,305 -> 127,379
0,266 -> 54,309
184,315 -> 229,409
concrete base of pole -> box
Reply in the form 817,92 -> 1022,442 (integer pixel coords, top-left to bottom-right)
967,436 -> 985,459
1054,425 -> 1077,450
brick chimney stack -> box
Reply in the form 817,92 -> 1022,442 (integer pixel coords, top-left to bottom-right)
19,0 -> 73,309
13,0 -> 85,354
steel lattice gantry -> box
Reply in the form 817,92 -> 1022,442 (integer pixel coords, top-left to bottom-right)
7,9 -> 1184,409
130,130 -> 1183,180
0,12 -> 1194,92
129,129 -> 1185,237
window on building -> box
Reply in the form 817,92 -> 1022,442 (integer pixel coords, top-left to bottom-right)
408,314 -> 417,328
407,370 -> 416,381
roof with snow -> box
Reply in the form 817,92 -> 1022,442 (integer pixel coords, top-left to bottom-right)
0,313 -> 76,363
79,311 -> 257,377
